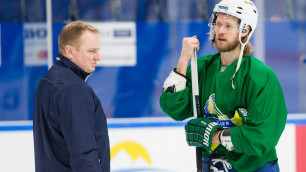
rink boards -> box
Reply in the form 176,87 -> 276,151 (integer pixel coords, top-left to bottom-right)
0,115 -> 305,172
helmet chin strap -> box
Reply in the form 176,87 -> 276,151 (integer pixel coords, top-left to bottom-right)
231,30 -> 250,89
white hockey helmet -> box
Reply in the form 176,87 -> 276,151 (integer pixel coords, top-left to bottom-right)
209,0 -> 258,42
208,0 -> 259,89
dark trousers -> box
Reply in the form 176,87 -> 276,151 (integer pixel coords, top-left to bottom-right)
202,157 -> 279,172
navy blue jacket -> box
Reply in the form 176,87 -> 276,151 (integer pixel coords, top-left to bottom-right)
33,54 -> 110,172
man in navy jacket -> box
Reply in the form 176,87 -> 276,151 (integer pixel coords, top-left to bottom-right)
33,21 -> 110,172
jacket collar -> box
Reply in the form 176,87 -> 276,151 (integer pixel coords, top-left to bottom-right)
55,54 -> 91,81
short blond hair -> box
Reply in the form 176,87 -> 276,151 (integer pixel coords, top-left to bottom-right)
58,20 -> 99,54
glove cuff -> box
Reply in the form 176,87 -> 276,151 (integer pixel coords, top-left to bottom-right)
220,128 -> 234,151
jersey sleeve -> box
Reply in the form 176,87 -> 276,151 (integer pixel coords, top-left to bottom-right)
159,54 -> 218,121
159,86 -> 193,121
57,84 -> 102,172
231,67 -> 287,156
159,58 -> 197,121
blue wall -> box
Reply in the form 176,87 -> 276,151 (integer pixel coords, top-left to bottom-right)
0,21 -> 305,120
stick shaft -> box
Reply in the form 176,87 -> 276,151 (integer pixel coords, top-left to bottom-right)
191,49 -> 202,172
191,49 -> 201,117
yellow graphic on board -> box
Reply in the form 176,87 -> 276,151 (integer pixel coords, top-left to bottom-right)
110,141 -> 152,165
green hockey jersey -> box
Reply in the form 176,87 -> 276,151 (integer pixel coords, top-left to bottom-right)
160,53 -> 287,172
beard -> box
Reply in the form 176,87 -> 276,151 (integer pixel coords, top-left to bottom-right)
215,37 -> 240,52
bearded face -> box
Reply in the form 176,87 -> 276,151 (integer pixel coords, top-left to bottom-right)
215,34 -> 240,53
212,13 -> 241,53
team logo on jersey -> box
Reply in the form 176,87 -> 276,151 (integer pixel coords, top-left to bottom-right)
204,94 -> 243,128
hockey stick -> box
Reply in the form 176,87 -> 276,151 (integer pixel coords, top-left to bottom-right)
190,49 -> 203,172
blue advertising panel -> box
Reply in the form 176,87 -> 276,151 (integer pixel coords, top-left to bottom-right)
0,21 -> 305,120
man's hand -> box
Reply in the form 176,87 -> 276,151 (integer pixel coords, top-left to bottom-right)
176,36 -> 200,75
185,118 -> 223,152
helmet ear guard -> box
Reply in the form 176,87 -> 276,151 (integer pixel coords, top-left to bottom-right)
239,21 -> 251,45
240,23 -> 247,33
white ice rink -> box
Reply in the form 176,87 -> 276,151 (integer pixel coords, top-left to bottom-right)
0,115 -> 305,172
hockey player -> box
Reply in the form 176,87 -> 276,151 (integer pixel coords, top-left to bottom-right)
159,0 -> 287,171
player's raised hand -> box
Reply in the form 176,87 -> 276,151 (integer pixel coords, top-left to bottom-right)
176,35 -> 200,75
180,35 -> 200,62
